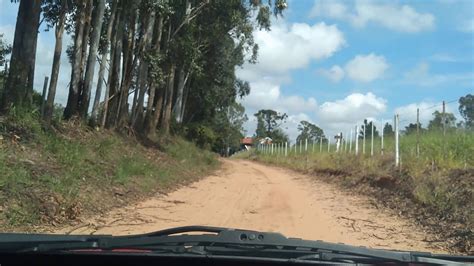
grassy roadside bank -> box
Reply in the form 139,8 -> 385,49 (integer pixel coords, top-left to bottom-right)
0,111 -> 218,232
234,149 -> 473,254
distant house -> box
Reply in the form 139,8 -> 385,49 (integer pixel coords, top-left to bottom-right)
258,137 -> 272,145
240,137 -> 254,150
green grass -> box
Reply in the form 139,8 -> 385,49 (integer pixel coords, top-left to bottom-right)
0,111 -> 218,229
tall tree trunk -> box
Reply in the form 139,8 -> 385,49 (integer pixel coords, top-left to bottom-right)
105,6 -> 124,128
116,9 -> 137,128
143,16 -> 164,137
101,2 -> 122,128
172,66 -> 190,124
180,80 -> 190,123
44,1 -> 67,123
64,0 -> 89,119
80,0 -> 106,118
160,63 -> 176,134
1,0 -> 41,112
132,10 -> 156,128
92,0 -> 118,125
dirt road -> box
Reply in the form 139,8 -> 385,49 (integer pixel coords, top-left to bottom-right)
59,159 -> 441,252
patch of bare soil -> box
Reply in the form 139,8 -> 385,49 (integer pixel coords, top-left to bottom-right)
57,160 -> 447,254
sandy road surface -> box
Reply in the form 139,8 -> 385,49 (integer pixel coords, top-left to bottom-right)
59,159 -> 441,252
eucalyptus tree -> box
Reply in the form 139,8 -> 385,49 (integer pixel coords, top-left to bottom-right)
1,0 -> 42,112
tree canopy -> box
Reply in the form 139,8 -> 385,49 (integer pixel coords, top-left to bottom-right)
459,94 -> 473,129
0,0 -> 288,153
296,120 -> 325,144
254,109 -> 288,143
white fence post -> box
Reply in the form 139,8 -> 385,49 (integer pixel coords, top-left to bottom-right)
285,142 -> 288,156
395,114 -> 400,167
305,138 -> 308,152
363,124 -> 366,155
294,143 -> 297,154
328,139 -> 330,153
381,120 -> 384,155
319,136 -> 323,152
312,140 -> 315,153
349,129 -> 353,153
299,140 -> 302,153
371,122 -> 374,157
271,143 -> 274,155
355,125 -> 359,155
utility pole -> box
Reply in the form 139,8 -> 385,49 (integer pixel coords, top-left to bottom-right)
442,100 -> 446,136
416,108 -> 420,157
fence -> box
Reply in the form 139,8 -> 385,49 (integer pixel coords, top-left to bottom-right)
255,100 -> 473,169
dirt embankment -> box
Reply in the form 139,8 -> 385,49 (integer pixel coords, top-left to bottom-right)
57,159 -> 447,254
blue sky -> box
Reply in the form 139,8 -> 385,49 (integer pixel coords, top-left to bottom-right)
1,0 -> 473,141
237,0 -> 473,140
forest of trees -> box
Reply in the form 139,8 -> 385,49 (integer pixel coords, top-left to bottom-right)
0,0 -> 287,152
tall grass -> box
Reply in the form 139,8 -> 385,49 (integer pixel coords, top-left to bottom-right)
261,130 -> 474,171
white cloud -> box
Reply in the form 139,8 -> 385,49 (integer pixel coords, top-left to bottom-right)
345,53 -> 389,82
458,18 -> 474,32
404,62 -> 474,87
245,20 -> 346,75
316,65 -> 345,82
318,92 -> 387,125
240,80 -> 318,115
238,18 -> 345,140
310,0 -> 435,33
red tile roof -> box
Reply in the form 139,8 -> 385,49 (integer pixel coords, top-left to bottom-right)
240,137 -> 253,145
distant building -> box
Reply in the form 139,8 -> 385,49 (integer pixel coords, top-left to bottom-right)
240,137 -> 254,150
258,137 -> 272,145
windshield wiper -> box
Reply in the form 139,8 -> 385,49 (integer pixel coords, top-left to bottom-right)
0,226 -> 472,265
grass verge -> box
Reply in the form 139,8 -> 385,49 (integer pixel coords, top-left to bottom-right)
0,111 -> 218,231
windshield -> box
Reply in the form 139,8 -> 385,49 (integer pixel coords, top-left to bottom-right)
0,0 -> 472,259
